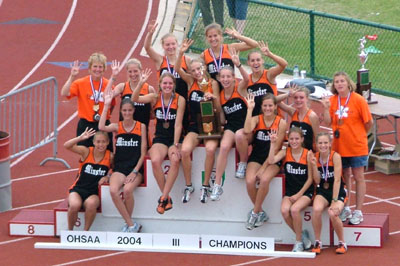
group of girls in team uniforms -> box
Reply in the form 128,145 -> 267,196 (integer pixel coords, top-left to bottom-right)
62,21 -> 374,256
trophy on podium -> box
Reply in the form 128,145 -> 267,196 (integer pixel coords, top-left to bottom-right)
356,36 -> 377,104
197,72 -> 222,140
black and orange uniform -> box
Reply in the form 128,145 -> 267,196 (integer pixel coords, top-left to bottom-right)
315,151 -> 346,204
248,115 -> 283,165
283,147 -> 314,198
68,75 -> 115,150
187,81 -> 213,133
290,110 -> 314,151
153,93 -> 181,147
203,44 -> 234,82
247,70 -> 278,116
120,82 -> 151,126
114,121 -> 143,176
158,55 -> 189,132
220,83 -> 247,133
69,147 -> 111,202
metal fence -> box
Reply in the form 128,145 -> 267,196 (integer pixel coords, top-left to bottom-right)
188,0 -> 400,98
0,77 -> 69,168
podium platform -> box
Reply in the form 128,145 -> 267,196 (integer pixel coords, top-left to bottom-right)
9,146 -> 389,248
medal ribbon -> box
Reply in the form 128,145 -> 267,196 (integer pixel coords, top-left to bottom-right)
209,45 -> 223,72
90,75 -> 103,105
165,56 -> 176,76
337,92 -> 351,119
161,93 -> 173,122
319,153 -> 330,182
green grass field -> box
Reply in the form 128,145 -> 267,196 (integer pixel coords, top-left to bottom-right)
189,0 -> 400,96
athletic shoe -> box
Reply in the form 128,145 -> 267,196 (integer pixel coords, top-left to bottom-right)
335,242 -> 347,254
200,186 -> 210,203
121,223 -> 128,232
235,162 -> 247,179
210,184 -> 223,201
165,196 -> 173,211
255,210 -> 269,227
311,241 -> 322,254
292,241 -> 304,252
246,210 -> 258,230
339,206 -> 352,222
126,222 -> 142,233
156,197 -> 168,214
349,210 -> 363,225
182,185 -> 194,203
301,229 -> 312,250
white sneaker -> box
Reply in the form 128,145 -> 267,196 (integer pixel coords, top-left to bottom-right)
126,222 -> 142,233
210,184 -> 223,201
246,210 -> 258,230
235,162 -> 247,179
182,185 -> 194,203
255,210 -> 269,227
121,223 -> 128,232
339,206 -> 352,222
349,210 -> 364,225
200,186 -> 210,203
292,241 -> 304,252
301,230 -> 312,250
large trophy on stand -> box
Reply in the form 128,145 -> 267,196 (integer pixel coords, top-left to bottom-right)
197,74 -> 222,140
356,36 -> 377,104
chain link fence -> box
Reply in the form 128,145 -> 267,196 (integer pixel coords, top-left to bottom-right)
188,1 -> 400,98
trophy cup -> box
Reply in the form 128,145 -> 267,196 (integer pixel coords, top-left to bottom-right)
356,36 -> 377,104
197,72 -> 222,140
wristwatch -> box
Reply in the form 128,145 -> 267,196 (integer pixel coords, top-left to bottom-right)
332,197 -> 338,202
132,169 -> 138,175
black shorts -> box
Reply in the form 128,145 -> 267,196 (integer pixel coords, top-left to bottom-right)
223,123 -> 243,133
69,187 -> 98,203
113,160 -> 144,177
77,118 -> 113,151
152,135 -> 182,147
316,183 -> 346,205
285,185 -> 314,199
187,122 -> 199,134
248,153 -> 282,168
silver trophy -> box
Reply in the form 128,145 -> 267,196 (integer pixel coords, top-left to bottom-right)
358,37 -> 368,70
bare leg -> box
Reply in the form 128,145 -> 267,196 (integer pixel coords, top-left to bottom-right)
67,192 -> 82,230
215,130 -> 235,185
312,195 -> 328,241
161,146 -> 182,198
290,196 -> 312,241
281,197 -> 294,231
343,167 -> 352,207
235,129 -> 249,163
245,162 -> 260,205
149,143 -> 169,192
352,166 -> 366,210
123,173 -> 143,218
203,139 -> 218,185
253,164 -> 279,213
83,195 -> 100,231
181,133 -> 199,186
329,201 -> 345,242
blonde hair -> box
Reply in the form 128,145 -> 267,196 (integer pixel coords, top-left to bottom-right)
93,131 -> 109,142
88,52 -> 107,70
331,71 -> 356,95
159,72 -> 176,91
205,23 -> 223,36
125,58 -> 142,70
160,33 -> 178,45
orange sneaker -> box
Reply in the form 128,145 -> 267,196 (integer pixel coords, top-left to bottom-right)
336,242 -> 347,254
311,241 -> 321,254
165,196 -> 173,211
157,197 -> 167,214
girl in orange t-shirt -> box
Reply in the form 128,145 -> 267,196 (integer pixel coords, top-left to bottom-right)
322,71 -> 372,225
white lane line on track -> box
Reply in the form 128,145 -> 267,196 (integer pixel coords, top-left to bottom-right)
10,111 -> 78,168
10,199 -> 64,211
389,231 -> 400,235
0,237 -> 32,246
9,0 -> 77,93
230,257 -> 279,266
12,168 -> 78,182
51,251 -> 130,266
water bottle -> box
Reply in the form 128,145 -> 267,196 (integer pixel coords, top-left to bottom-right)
293,65 -> 300,79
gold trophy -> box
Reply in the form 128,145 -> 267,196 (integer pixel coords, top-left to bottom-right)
197,71 -> 222,139
356,36 -> 377,104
